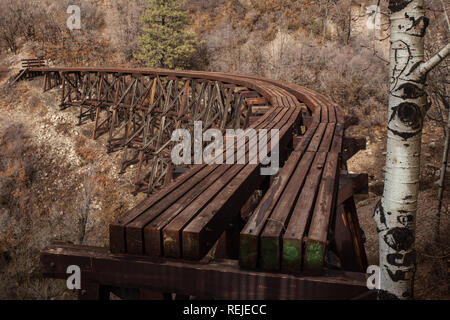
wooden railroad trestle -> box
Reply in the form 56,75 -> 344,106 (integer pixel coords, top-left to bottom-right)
17,65 -> 372,300
39,69 -> 265,194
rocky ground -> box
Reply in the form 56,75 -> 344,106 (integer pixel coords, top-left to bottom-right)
0,69 -> 142,299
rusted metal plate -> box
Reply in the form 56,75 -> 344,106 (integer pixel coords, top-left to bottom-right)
40,244 -> 372,300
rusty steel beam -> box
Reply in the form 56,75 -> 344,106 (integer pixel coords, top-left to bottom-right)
41,243 -> 373,300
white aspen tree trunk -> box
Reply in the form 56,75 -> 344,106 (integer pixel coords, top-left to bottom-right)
374,0 -> 450,299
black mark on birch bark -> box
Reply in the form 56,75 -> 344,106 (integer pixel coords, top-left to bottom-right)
392,83 -> 425,99
397,214 -> 414,226
391,40 -> 411,89
389,0 -> 413,13
374,200 -> 388,232
405,16 -> 429,37
388,127 -> 421,140
386,250 -> 416,267
385,265 -> 411,282
402,290 -> 413,298
378,290 -> 400,300
389,103 -> 422,129
406,61 -> 422,76
383,227 -> 414,251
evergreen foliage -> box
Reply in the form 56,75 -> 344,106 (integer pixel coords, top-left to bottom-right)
136,0 -> 198,69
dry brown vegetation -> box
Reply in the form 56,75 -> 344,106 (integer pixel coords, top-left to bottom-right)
0,81 -> 139,299
0,0 -> 448,299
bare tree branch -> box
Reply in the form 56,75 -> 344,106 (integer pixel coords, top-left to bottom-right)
419,43 -> 450,76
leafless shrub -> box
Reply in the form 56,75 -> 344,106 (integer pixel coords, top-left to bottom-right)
205,24 -> 388,128
111,0 -> 146,63
424,1 -> 449,135
0,123 -> 35,217
0,0 -> 109,65
0,0 -> 37,53
0,120 -> 78,299
76,166 -> 97,245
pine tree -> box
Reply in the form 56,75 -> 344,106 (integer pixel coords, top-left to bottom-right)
136,0 -> 197,69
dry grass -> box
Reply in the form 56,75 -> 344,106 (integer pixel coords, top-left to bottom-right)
75,136 -> 98,163
0,81 -> 139,299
